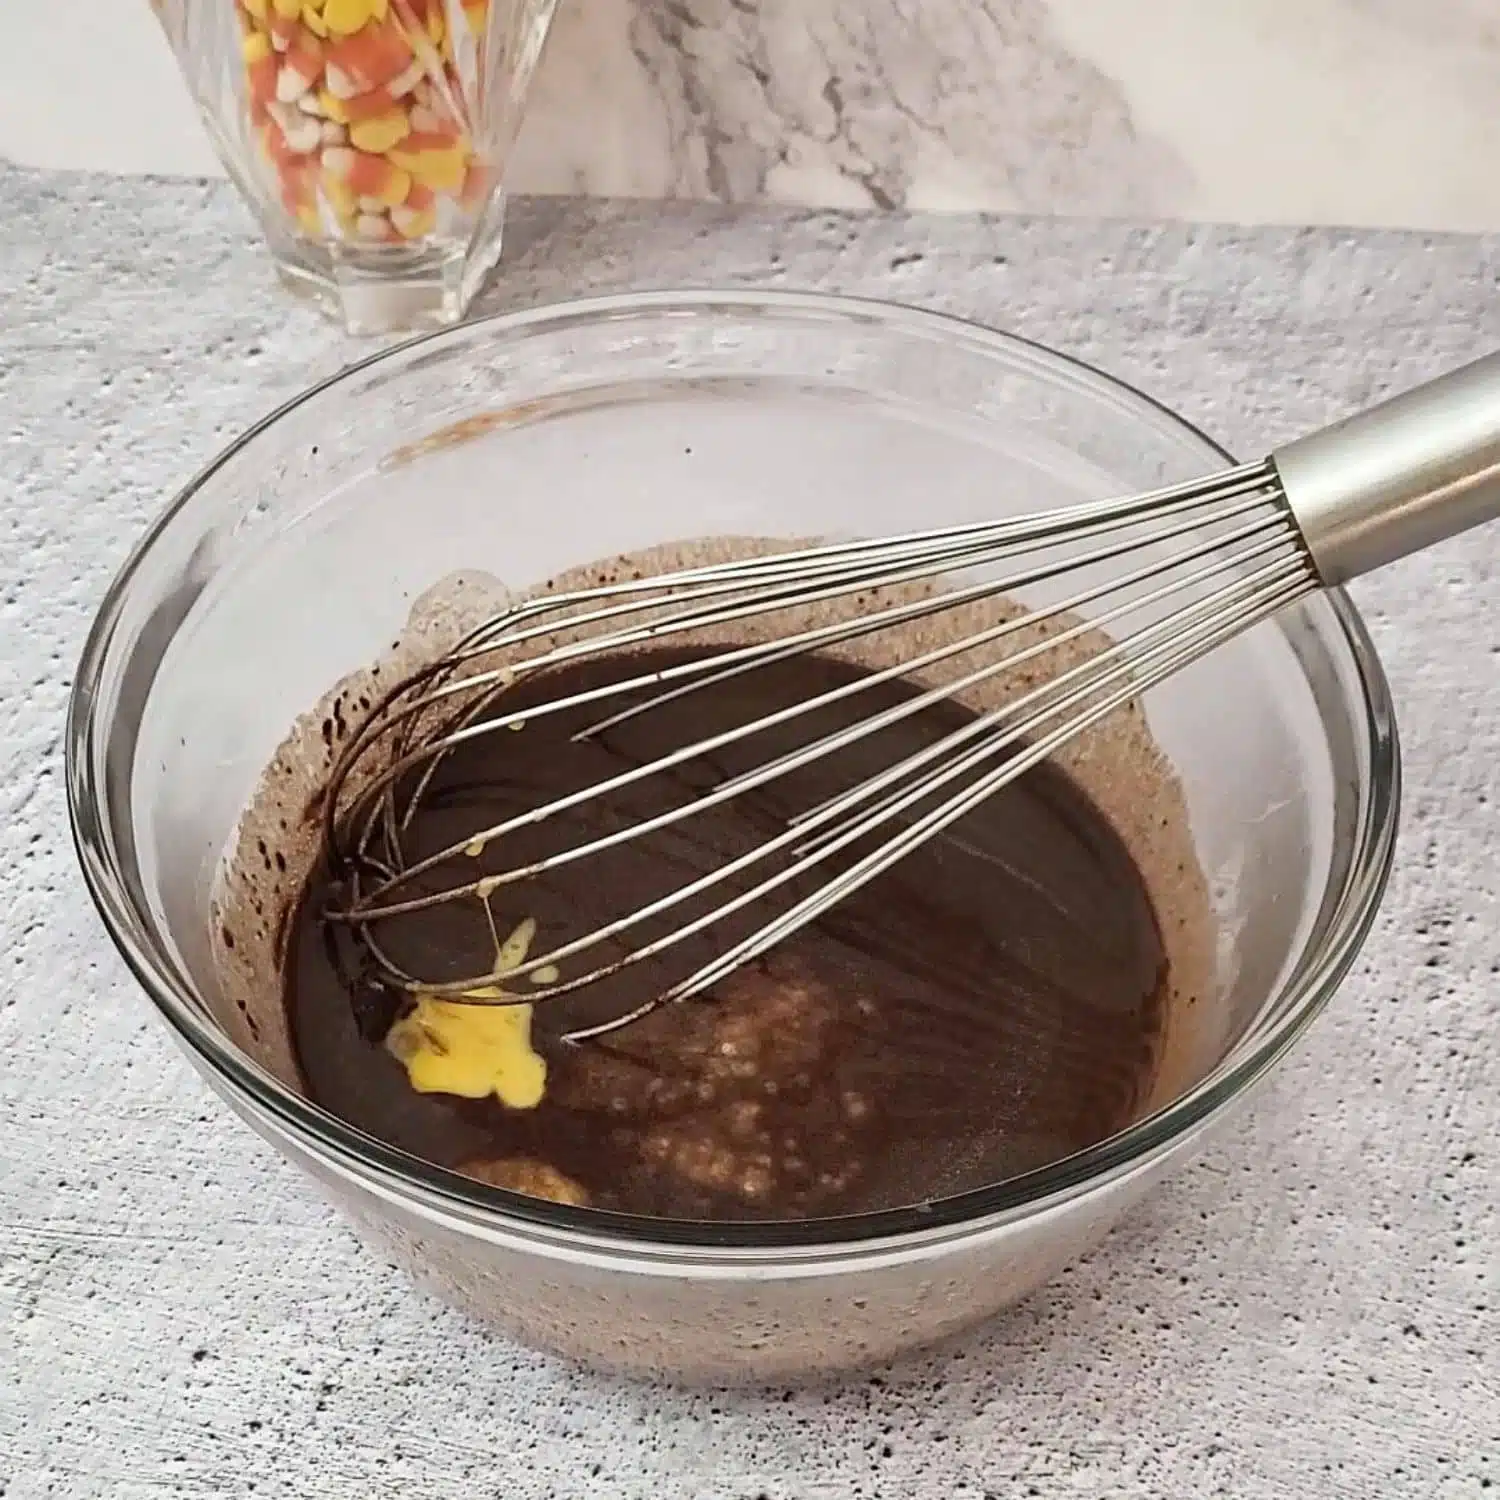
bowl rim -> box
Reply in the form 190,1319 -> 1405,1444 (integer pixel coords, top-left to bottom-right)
67,288 -> 1401,1258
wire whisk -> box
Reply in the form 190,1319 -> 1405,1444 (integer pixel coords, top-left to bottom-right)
321,350 -> 1500,1041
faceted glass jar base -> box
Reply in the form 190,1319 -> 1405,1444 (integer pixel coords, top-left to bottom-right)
266,190 -> 508,334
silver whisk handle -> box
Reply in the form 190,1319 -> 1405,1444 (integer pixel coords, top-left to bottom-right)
1272,350 -> 1500,586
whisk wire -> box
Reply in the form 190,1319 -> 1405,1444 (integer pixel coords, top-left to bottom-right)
311,347 -> 1500,1040
330,479 -> 1292,918
522,547 -> 1311,1001
326,462 -> 1280,847
321,463 -> 1323,1038
557,554 -> 1315,1040
680,567 -> 1313,1007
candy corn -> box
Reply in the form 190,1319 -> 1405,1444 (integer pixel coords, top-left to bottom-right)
235,0 -> 491,249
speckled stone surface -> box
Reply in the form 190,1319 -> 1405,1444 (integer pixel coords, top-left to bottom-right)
1,165 -> 1497,1497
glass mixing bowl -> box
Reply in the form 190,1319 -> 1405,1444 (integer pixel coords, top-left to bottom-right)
68,291 -> 1399,1382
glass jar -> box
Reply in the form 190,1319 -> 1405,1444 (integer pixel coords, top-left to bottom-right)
149,0 -> 559,332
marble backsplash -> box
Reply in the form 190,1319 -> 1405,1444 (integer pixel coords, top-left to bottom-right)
5,0 -> 1498,230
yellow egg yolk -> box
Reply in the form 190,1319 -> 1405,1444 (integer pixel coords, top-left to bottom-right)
383,916 -> 547,1108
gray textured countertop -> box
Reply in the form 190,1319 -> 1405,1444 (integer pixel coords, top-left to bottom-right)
2,167 -> 1497,1498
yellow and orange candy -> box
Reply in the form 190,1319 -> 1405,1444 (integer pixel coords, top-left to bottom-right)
237,0 -> 491,245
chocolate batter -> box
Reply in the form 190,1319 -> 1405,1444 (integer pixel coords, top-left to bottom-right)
286,646 -> 1170,1221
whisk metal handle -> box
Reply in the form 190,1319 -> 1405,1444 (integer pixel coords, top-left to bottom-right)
1272,350 -> 1500,586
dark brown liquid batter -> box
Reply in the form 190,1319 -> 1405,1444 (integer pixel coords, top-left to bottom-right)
286,647 -> 1169,1220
